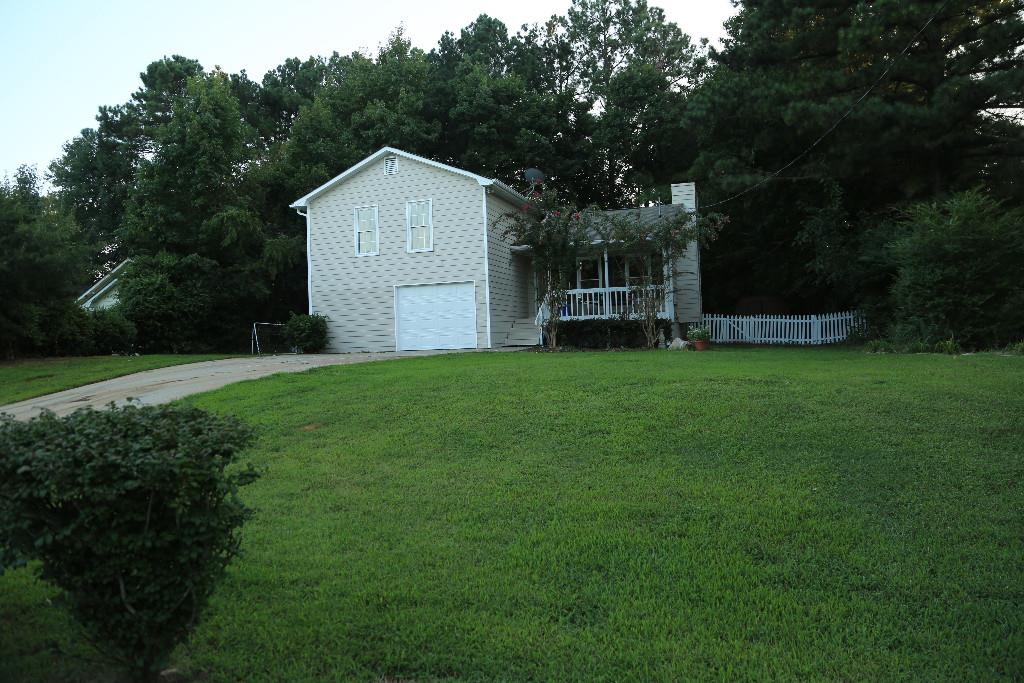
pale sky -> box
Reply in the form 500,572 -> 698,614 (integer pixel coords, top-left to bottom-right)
0,0 -> 736,180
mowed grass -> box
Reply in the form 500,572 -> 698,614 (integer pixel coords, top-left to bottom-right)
1,348 -> 1022,681
0,354 -> 233,406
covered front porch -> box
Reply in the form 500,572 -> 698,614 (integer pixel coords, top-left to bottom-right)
534,249 -> 673,323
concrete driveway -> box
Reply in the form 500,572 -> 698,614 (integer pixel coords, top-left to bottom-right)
0,352 -> 444,421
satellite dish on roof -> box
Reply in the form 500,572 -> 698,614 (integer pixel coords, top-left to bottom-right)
524,168 -> 548,194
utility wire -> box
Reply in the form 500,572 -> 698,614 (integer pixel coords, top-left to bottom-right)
702,0 -> 951,210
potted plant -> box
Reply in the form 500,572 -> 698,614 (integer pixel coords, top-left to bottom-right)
688,325 -> 711,350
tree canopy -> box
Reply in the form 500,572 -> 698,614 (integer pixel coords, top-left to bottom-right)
686,0 -> 1024,311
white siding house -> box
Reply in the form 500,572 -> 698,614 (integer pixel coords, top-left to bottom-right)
291,147 -> 703,352
291,147 -> 530,352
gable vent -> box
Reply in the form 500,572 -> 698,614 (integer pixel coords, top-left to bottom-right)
383,156 -> 398,175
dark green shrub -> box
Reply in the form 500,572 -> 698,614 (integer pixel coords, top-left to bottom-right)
903,340 -> 932,354
118,253 -> 218,353
558,319 -> 671,348
283,313 -> 329,353
30,305 -> 136,357
0,404 -> 258,681
1004,341 -> 1024,355
886,191 -> 1024,349
37,302 -> 95,356
933,338 -> 961,355
864,339 -> 894,353
88,308 -> 137,354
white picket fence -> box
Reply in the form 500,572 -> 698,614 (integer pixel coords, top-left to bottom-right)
701,311 -> 862,345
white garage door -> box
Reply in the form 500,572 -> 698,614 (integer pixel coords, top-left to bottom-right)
395,282 -> 478,351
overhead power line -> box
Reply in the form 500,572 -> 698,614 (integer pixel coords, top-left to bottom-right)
702,0 -> 951,210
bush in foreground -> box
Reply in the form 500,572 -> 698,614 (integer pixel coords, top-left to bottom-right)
0,404 -> 258,682
284,313 -> 329,353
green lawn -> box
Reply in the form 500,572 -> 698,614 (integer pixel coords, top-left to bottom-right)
0,354 -> 233,406
2,348 -> 1022,681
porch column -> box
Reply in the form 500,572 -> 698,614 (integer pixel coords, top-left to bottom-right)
602,249 -> 610,316
664,252 -> 677,338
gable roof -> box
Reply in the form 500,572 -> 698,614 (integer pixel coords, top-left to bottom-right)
77,258 -> 130,307
290,147 -> 528,209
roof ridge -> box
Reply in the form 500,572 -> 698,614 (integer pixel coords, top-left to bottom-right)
290,147 -> 528,208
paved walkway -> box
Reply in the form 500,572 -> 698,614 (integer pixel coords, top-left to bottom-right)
0,352 -> 444,420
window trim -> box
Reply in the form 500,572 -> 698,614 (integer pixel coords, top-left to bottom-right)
405,198 -> 434,253
353,204 -> 380,256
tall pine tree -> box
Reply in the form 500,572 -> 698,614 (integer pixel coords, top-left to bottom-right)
686,0 -> 1024,311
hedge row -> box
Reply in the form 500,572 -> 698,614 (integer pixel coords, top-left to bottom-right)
556,319 -> 673,349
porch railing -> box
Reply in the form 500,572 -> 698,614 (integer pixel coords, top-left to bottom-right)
540,285 -> 670,321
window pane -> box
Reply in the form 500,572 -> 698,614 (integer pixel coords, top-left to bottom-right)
358,208 -> 374,232
412,227 -> 427,249
360,230 -> 376,253
579,259 -> 601,289
627,256 -> 647,284
609,256 -> 627,287
410,201 -> 427,227
651,253 -> 664,284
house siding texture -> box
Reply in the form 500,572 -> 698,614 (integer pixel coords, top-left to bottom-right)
485,191 -> 533,345
307,156 -> 489,352
670,183 -> 702,324
87,287 -> 120,310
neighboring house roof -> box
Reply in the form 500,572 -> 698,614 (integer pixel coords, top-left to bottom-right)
77,258 -> 130,308
289,146 -> 529,209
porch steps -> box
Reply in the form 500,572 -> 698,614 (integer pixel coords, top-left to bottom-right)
503,318 -> 541,347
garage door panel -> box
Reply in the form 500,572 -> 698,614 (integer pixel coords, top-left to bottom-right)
396,283 -> 477,351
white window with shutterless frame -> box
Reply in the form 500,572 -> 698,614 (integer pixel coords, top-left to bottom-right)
353,205 -> 379,256
406,199 -> 433,253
